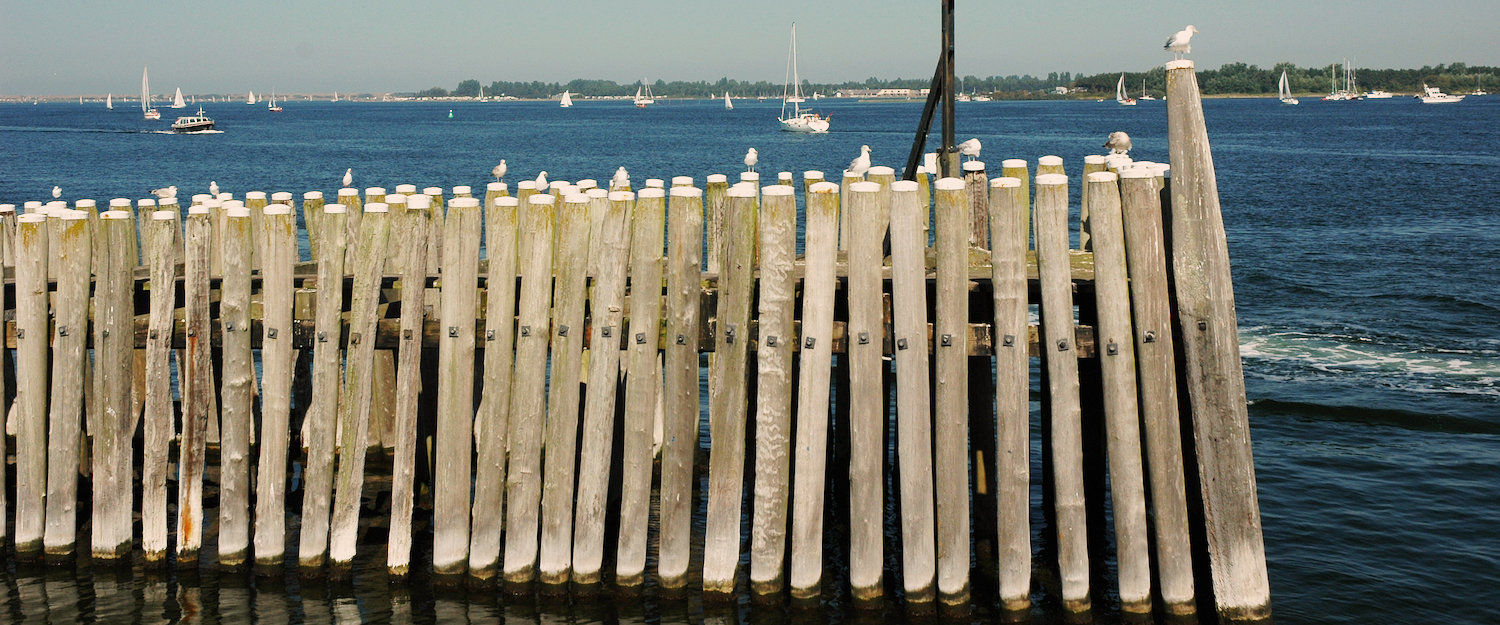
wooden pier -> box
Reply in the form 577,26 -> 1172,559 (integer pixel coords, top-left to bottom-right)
0,62 -> 1269,621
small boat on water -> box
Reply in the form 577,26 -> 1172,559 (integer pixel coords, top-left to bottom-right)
1138,78 -> 1156,101
560,90 -> 573,107
171,107 -> 215,132
171,87 -> 186,109
724,91 -> 733,110
1116,73 -> 1137,106
1322,59 -> 1361,101
246,90 -> 257,105
1278,70 -> 1300,105
634,81 -> 655,108
268,90 -> 283,112
142,67 -> 160,120
106,93 -> 113,109
778,23 -> 829,133
1364,89 -> 1394,99
1418,84 -> 1465,104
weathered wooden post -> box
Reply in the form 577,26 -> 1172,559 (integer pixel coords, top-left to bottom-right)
961,161 -> 988,249
704,174 -> 728,274
846,180 -> 885,601
176,206 -> 211,565
469,194 -> 517,580
750,184 -> 796,595
217,206 -> 253,569
432,196 -> 482,577
389,195 -> 431,576
1035,173 -> 1089,614
573,190 -> 631,585
703,184 -> 755,595
42,210 -> 88,560
302,191 -> 325,260
890,179 -> 936,604
620,188 -> 666,587
933,177 -> 972,604
539,192 -> 592,585
790,181 -> 840,599
298,202 -> 344,572
987,177 -> 1032,612
329,202 -> 389,572
1119,168 -> 1196,615
244,191 -> 266,270
13,213 -> 48,559
839,170 -> 863,250
1078,155 -> 1107,251
1086,172 -> 1153,613
657,186 -> 703,588
251,204 -> 296,571
1000,160 -> 1030,249
1167,58 -> 1272,622
504,192 -> 556,583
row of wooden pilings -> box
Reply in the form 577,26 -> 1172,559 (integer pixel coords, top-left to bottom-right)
0,61 -> 1269,621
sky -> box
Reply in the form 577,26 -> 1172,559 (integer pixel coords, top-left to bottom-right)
3,0 -> 1497,95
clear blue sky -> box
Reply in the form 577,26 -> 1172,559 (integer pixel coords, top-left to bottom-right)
3,0 -> 1496,95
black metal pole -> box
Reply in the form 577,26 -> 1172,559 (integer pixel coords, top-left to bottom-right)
902,51 -> 947,182
941,0 -> 956,178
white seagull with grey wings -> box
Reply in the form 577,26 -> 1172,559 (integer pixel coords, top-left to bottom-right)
1165,25 -> 1198,60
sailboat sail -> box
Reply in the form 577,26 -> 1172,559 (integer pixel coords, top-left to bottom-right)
560,90 -> 573,107
107,93 -> 113,109
779,23 -> 828,132
1279,70 -> 1300,105
634,80 -> 654,107
725,91 -> 733,110
142,67 -> 160,119
172,87 -> 186,108
1116,73 -> 1137,105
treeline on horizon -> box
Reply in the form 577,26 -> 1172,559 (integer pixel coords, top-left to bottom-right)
411,62 -> 1498,99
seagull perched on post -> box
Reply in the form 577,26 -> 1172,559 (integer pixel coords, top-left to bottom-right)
492,159 -> 507,181
958,138 -> 982,161
535,171 -> 548,191
848,144 -> 872,176
209,180 -> 220,197
611,166 -> 629,190
744,147 -> 758,172
150,185 -> 178,199
1165,25 -> 1198,60
52,186 -> 61,199
1103,131 -> 1132,155
342,168 -> 353,188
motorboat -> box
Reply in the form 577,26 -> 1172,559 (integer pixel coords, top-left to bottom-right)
171,108 -> 215,132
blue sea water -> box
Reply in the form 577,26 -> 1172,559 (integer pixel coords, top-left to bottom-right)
2,95 -> 1498,624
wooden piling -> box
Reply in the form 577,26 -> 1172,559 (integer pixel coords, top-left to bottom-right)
244,191 -> 266,270
1034,173 -> 1089,613
1119,169 -> 1196,615
890,180 -> 937,604
468,194 -> 517,580
42,211 -> 88,559
656,187 -> 703,587
217,206 -> 253,569
846,181 -> 885,601
961,161 -> 989,249
251,204 -> 296,570
704,174 -> 728,274
425,186 -> 447,273
1085,172 -> 1152,613
933,177 -> 972,604
176,207 -> 212,565
988,177 -> 1032,611
302,191 -> 325,260
573,190 -> 630,585
1166,59 -> 1272,622
432,197 -> 482,577
789,181 -> 840,599
620,188 -> 666,587
13,213 -> 48,558
839,171 -> 862,250
1000,160 -> 1031,250
328,203 -> 390,571
1078,155 -> 1107,251
749,184 -> 796,595
90,216 -> 137,561
504,192 -> 556,583
538,193 -> 592,585
298,204 -> 346,572
389,195 -> 431,576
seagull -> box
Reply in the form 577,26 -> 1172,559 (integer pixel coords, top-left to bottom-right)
958,138 -> 982,161
52,186 -> 61,199
1103,131 -> 1132,155
744,147 -> 758,172
847,144 -> 872,176
1165,25 -> 1198,60
611,166 -> 629,189
150,185 -> 178,199
492,159 -> 507,181
209,180 -> 220,196
535,170 -> 548,191
342,168 -> 353,188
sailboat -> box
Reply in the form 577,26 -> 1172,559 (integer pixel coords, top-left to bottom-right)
142,67 -> 160,120
1323,59 -> 1361,101
106,93 -> 113,109
268,90 -> 283,112
171,87 -> 186,109
634,80 -> 654,108
1138,78 -> 1156,101
560,90 -> 573,107
778,23 -> 829,133
332,91 -> 340,102
1115,73 -> 1137,105
724,91 -> 734,110
246,90 -> 257,105
1278,70 -> 1300,105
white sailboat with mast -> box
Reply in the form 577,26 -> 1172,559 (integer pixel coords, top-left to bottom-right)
171,87 -> 186,108
1278,70 -> 1300,105
142,67 -> 160,120
634,79 -> 654,108
778,23 -> 829,133
560,90 -> 573,107
106,93 -> 113,109
1115,73 -> 1137,105
724,91 -> 734,110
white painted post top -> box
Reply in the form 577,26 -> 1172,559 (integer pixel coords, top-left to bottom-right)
188,205 -> 209,216
706,174 -> 728,184
191,194 -> 211,204
1035,173 -> 1068,186
408,195 -> 432,210
1166,60 -> 1194,70
365,202 -> 389,213
517,181 -> 537,191
324,204 -> 347,214
962,161 -> 986,172
763,185 -> 794,197
109,199 -> 131,208
638,187 -> 666,199
226,206 -> 250,218
1038,155 -> 1063,167
452,185 -> 471,195
245,191 -> 267,200
935,178 -> 966,191
671,176 -> 693,186
810,181 -> 839,194
1084,155 -> 1107,165
726,184 -> 755,198
891,180 -> 918,193
338,188 -> 359,198
528,194 -> 555,206
992,177 -> 1023,188
364,187 -> 386,196
153,210 -> 179,221
739,172 -> 760,183
565,193 -> 590,204
576,179 -> 598,190
644,178 -> 665,188
451,197 -> 479,209
494,196 -> 519,207
586,188 -> 608,199
271,191 -> 293,202
868,165 -> 895,177
423,186 -> 442,196
487,182 -> 508,193
264,203 -> 292,215
0,204 -> 13,213
76,199 -> 97,209
804,170 -> 825,181
304,191 -> 324,200
386,194 -> 408,206
102,210 -> 130,220
222,200 -> 244,211
395,184 -> 417,194
670,186 -> 703,198
18,213 -> 45,223
1087,171 -> 1119,183
608,191 -> 634,202
849,181 -> 880,193
1120,168 -> 1155,179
